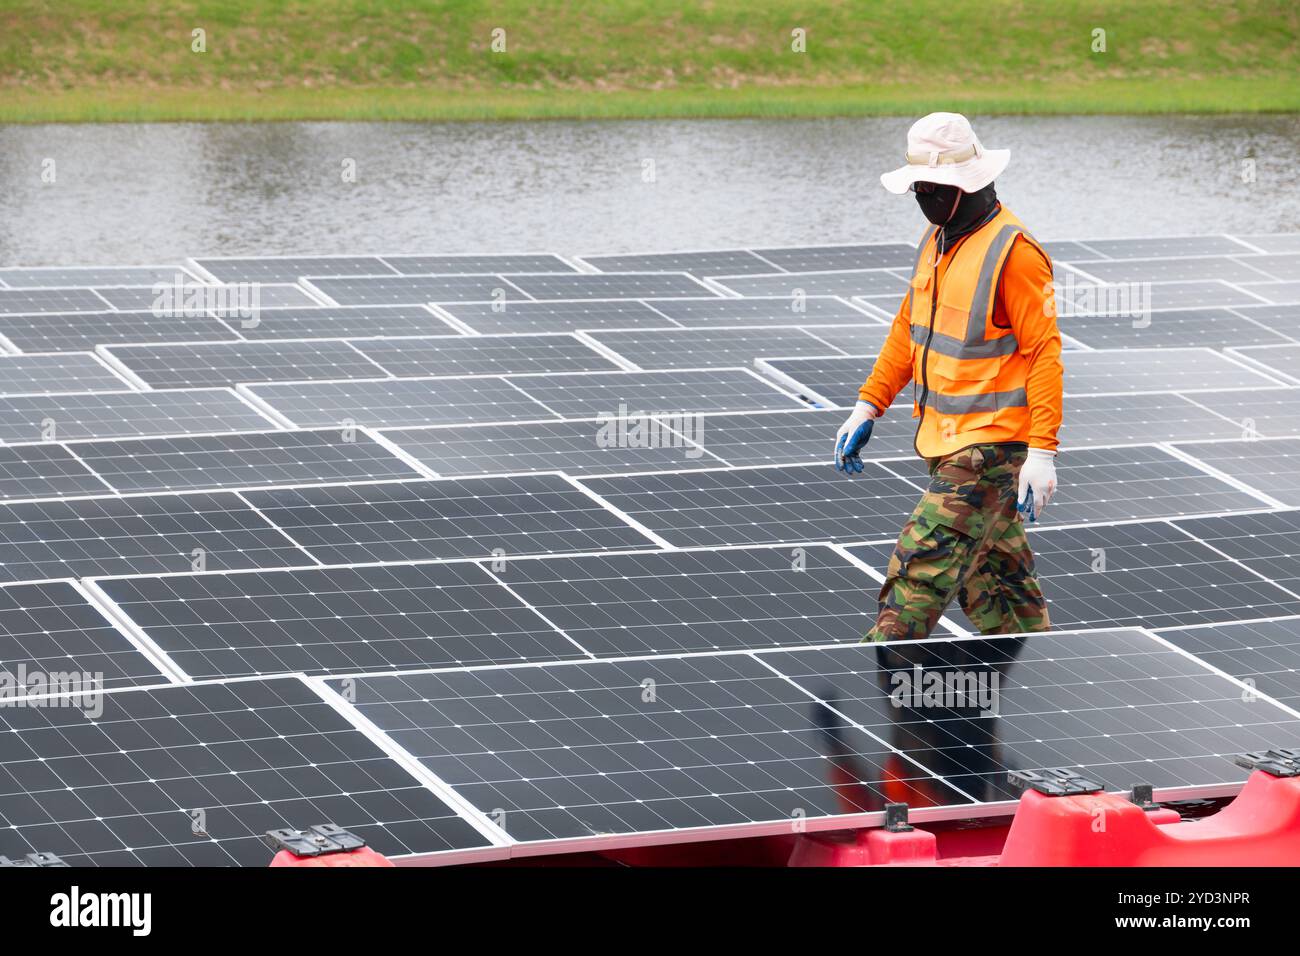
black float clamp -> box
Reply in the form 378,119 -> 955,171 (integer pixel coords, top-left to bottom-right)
1129,783 -> 1160,810
263,823 -> 368,858
0,852 -> 67,867
1008,768 -> 1105,797
1234,747 -> 1300,778
883,802 -> 914,832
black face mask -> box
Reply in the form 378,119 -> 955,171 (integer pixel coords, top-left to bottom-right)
914,183 -> 963,225
914,181 -> 1000,241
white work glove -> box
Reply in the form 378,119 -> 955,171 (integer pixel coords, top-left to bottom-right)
833,401 -> 878,474
1016,447 -> 1057,522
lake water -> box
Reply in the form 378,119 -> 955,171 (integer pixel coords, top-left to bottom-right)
1,114 -> 1297,266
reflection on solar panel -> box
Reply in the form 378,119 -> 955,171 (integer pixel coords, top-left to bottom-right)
1028,521 -> 1300,629
0,354 -> 129,394
579,250 -> 774,275
232,305 -> 453,340
0,444 -> 107,500
192,256 -> 397,283
0,581 -> 166,692
1157,619 -> 1300,706
383,254 -> 576,275
102,341 -> 385,388
587,328 -> 854,369
748,243 -> 916,272
355,334 -> 619,377
437,300 -> 674,334
580,463 -> 919,546
503,272 -> 717,300
0,491 -> 307,583
1170,437 -> 1300,505
494,545 -> 875,656
0,288 -> 111,315
0,266 -> 197,288
245,376 -> 557,428
73,429 -> 422,493
380,419 -> 714,477
1056,393 -> 1251,447
645,295 -> 877,327
97,284 -> 319,311
0,676 -> 491,865
306,275 -> 524,306
686,408 -> 916,464
329,654 -> 969,844
0,310 -> 238,352
763,629 -> 1300,802
1173,510 -> 1300,593
0,389 -> 275,442
1227,344 -> 1300,383
1192,388 -> 1300,437
241,475 -> 655,563
1058,308 -> 1295,350
507,368 -> 801,417
714,270 -> 908,298
1076,257 -> 1273,284
96,561 -> 585,679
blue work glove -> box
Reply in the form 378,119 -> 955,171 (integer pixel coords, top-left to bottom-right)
833,401 -> 877,474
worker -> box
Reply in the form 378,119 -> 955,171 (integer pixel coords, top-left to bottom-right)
834,112 -> 1063,642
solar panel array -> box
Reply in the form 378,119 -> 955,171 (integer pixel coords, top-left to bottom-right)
3,233 -> 1299,866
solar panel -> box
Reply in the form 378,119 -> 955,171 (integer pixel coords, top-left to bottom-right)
383,254 -> 576,275
0,266 -> 198,289
244,376 -> 557,428
94,561 -> 586,680
96,284 -> 320,311
1039,240 -> 1105,261
305,275 -> 525,306
0,310 -> 239,352
754,355 -> 869,405
799,327 -> 893,355
579,463 -> 919,547
354,334 -> 621,378
72,429 -> 423,494
763,628 -> 1300,803
0,491 -> 309,583
1025,521 -> 1300,629
1058,308 -> 1295,350
585,328 -> 858,370
502,272 -> 717,300
1226,344 -> 1300,384
1187,388 -> 1300,438
713,270 -> 908,298
682,408 -> 917,465
1057,393 -> 1253,447
228,305 -> 453,340
748,242 -> 916,272
1234,234 -> 1300,254
1074,257 -> 1274,284
1062,349 -> 1285,394
0,676 -> 492,866
241,475 -> 656,563
1229,304 -> 1300,342
327,653 -> 971,845
1172,437 -> 1300,505
0,389 -> 276,443
1060,281 -> 1264,314
645,296 -> 879,327
494,545 -> 876,656
506,369 -> 802,417
379,419 -> 716,477
0,443 -> 108,500
191,256 -> 397,283
0,354 -> 131,395
578,250 -> 774,276
1173,510 -> 1300,594
101,341 -> 386,388
1238,281 -> 1300,305
1157,619 -> 1300,707
1239,254 -> 1300,282
0,288 -> 111,315
435,300 -> 676,334
0,580 -> 167,692
1074,236 -> 1251,258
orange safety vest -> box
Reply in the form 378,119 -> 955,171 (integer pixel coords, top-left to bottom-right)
905,206 -> 1046,459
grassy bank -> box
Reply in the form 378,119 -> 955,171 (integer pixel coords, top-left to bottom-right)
2,0 -> 1297,122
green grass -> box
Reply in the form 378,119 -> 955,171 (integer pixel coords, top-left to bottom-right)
2,0 -> 1297,121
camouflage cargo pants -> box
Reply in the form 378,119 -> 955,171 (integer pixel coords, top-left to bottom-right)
864,443 -> 1050,642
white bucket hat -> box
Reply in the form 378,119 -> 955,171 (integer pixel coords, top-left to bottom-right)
880,112 -> 1010,195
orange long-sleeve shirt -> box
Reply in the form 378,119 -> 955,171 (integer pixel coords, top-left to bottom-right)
857,234 -> 1064,453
